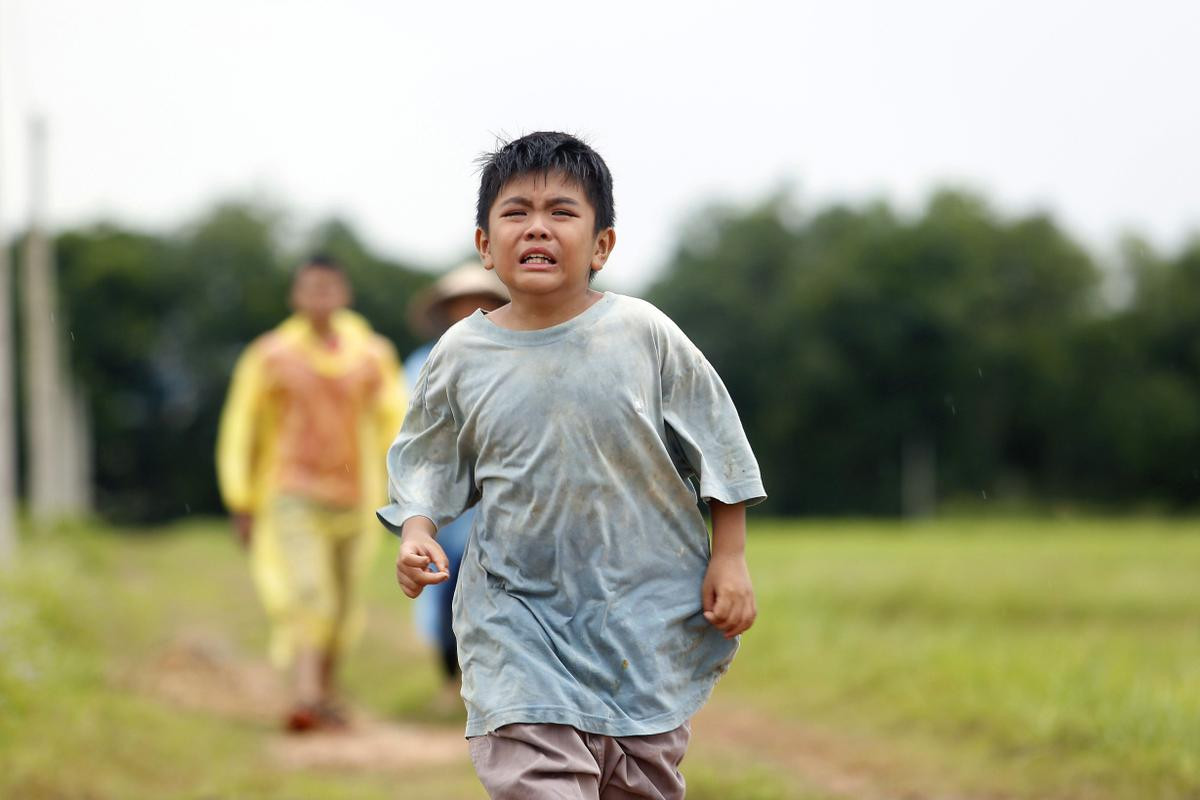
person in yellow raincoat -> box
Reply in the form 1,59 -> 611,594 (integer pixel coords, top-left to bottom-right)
216,254 -> 405,731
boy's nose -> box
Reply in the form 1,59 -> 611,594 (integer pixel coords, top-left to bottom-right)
524,222 -> 551,239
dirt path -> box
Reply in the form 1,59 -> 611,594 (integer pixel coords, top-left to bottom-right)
131,630 -> 466,773
692,699 -> 1014,800
132,631 -> 1019,799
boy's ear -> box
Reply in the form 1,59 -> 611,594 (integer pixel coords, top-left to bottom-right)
475,227 -> 494,270
590,228 -> 616,273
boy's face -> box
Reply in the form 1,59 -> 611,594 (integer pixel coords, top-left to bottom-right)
475,171 -> 614,302
290,266 -> 350,325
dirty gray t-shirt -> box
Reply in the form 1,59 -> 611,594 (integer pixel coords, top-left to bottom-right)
378,292 -> 766,738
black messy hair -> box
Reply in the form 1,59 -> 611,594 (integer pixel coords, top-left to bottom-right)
475,131 -> 615,235
298,252 -> 345,275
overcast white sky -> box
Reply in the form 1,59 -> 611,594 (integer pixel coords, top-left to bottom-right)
1,0 -> 1197,289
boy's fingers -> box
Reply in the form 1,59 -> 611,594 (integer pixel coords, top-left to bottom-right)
714,595 -> 757,637
414,569 -> 450,586
395,541 -> 447,598
700,592 -> 729,628
734,599 -> 753,638
396,570 -> 419,596
720,598 -> 743,636
397,561 -> 448,583
398,572 -> 441,597
400,552 -> 432,568
710,592 -> 733,623
727,601 -> 752,636
734,599 -> 753,633
704,584 -> 758,635
402,544 -> 450,575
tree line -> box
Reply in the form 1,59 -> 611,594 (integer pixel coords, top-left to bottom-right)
648,190 -> 1200,515
6,189 -> 1199,521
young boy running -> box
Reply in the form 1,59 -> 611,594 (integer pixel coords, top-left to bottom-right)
380,132 -> 765,799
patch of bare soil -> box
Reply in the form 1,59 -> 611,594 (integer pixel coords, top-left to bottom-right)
693,699 -> 1012,800
131,630 -> 467,773
135,630 -> 288,721
132,634 -> 1026,796
267,719 -> 464,771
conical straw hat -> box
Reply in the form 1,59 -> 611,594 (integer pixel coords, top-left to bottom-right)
408,261 -> 510,338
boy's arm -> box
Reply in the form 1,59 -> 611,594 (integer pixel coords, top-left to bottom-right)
395,515 -> 451,599
215,346 -> 265,548
702,500 -> 757,638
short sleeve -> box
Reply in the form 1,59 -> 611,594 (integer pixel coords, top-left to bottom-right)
377,350 -> 477,535
658,315 -> 766,507
215,342 -> 266,513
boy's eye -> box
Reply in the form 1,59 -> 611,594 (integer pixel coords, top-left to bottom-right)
552,210 -> 576,217
501,210 -> 526,218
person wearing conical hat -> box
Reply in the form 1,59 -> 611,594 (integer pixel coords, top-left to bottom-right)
216,254 -> 405,732
403,262 -> 508,698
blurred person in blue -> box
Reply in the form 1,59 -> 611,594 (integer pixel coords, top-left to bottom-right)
403,262 -> 509,700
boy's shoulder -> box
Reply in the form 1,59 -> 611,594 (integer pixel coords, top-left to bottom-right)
601,293 -> 685,341
427,294 -> 686,358
607,293 -> 697,352
244,327 -> 289,362
427,312 -> 481,356
608,291 -> 662,319
411,314 -> 481,387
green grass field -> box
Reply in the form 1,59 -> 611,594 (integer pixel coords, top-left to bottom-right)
1,517 -> 1198,799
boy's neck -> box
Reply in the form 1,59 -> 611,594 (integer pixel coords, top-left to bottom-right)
304,314 -> 340,347
489,289 -> 605,331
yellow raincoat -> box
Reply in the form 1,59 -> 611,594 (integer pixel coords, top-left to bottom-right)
216,310 -> 405,666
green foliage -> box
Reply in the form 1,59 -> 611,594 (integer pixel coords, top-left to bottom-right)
1068,236 -> 1200,504
649,189 -> 1196,513
16,186 -> 1200,520
732,518 -> 1200,799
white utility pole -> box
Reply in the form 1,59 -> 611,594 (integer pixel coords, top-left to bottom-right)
21,115 -> 68,522
0,2 -> 18,560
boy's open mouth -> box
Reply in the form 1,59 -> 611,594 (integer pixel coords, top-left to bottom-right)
520,249 -> 556,265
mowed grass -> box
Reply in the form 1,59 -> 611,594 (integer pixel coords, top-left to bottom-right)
1,517 -> 1197,799
730,518 -> 1200,799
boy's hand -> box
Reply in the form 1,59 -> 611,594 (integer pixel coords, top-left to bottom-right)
701,553 -> 756,638
396,518 -> 450,598
232,513 -> 253,549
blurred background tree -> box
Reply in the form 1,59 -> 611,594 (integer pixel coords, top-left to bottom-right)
6,188 -> 1200,523
648,188 -> 1191,516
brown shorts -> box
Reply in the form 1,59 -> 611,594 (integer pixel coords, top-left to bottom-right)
468,722 -> 691,800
